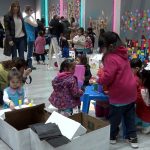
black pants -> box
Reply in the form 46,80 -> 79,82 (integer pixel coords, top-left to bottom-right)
0,91 -> 3,105
36,54 -> 45,62
109,102 -> 137,139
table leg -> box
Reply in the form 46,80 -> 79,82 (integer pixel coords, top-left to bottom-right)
82,94 -> 90,114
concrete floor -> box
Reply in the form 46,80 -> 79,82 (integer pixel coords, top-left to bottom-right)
0,49 -> 150,150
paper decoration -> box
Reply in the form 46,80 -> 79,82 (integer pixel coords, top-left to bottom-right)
121,9 -> 150,35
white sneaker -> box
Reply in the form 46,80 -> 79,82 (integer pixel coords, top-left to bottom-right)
127,137 -> 139,149
110,139 -> 117,144
142,126 -> 150,134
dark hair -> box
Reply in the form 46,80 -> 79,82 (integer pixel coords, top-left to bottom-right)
130,58 -> 142,69
60,59 -> 75,73
78,27 -> 84,35
141,69 -> 150,99
38,31 -> 44,36
2,58 -> 27,71
53,15 -> 58,20
9,1 -> 21,17
77,55 -> 88,66
102,31 -> 124,61
87,27 -> 93,33
8,67 -> 22,82
98,29 -> 105,48
25,5 -> 33,13
70,17 -> 75,25
60,16 -> 65,20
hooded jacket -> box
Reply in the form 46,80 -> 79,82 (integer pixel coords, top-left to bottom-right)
49,72 -> 83,110
98,46 -> 137,104
35,36 -> 46,54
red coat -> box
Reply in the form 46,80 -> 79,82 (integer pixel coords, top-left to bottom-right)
136,82 -> 150,123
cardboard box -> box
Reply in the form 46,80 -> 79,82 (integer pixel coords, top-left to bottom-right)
0,104 -> 49,150
45,111 -> 87,140
0,104 -> 110,150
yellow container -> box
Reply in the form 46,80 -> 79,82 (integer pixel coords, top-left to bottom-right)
18,99 -> 22,106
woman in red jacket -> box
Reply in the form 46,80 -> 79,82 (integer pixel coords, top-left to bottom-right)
136,64 -> 150,134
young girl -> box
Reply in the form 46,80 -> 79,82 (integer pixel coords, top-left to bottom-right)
136,63 -> 150,134
59,33 -> 69,58
87,27 -> 96,48
76,55 -> 92,88
97,31 -> 138,148
84,31 -> 93,54
73,27 -> 86,55
35,31 -> 46,65
49,59 -> 83,116
3,67 -> 28,110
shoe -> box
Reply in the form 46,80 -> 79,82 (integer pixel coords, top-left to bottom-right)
127,137 -> 138,149
110,138 -> 117,144
31,66 -> 36,70
142,126 -> 150,134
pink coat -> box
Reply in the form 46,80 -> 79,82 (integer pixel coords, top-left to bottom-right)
98,46 -> 137,104
35,36 -> 46,54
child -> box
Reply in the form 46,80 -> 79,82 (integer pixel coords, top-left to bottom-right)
76,55 -> 92,88
73,27 -> 86,55
84,31 -> 93,54
136,63 -> 150,134
87,27 -> 96,48
3,68 -> 28,110
59,33 -> 69,58
35,31 -> 46,65
49,59 -> 83,116
97,31 -> 138,148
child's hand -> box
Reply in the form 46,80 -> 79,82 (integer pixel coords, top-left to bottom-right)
9,101 -> 15,110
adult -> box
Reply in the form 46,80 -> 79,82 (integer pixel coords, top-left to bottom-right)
60,16 -> 70,39
49,15 -> 63,43
0,22 -> 4,48
4,1 -> 27,59
0,58 -> 31,105
24,5 -> 38,69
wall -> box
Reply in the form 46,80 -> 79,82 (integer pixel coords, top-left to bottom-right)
0,0 -> 36,16
36,0 -> 42,19
85,0 -> 113,30
120,0 -> 150,40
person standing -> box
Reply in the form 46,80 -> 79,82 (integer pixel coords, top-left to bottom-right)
24,5 -> 38,69
0,22 -> 4,48
4,1 -> 27,59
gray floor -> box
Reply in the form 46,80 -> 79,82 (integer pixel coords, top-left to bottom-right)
0,49 -> 150,150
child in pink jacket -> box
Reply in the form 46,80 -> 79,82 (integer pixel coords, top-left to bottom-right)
35,31 -> 46,65
98,31 -> 138,148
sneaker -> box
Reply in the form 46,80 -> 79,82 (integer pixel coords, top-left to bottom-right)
127,137 -> 138,149
142,126 -> 150,134
110,138 -> 117,144
31,66 -> 36,70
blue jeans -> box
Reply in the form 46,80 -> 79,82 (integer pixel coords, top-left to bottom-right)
12,36 -> 26,59
27,41 -> 34,68
109,102 -> 137,139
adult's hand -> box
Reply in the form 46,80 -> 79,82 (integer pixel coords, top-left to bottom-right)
23,68 -> 32,78
9,41 -> 14,46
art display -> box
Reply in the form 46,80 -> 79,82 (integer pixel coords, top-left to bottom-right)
121,9 -> 150,39
49,3 -> 60,20
88,11 -> 108,35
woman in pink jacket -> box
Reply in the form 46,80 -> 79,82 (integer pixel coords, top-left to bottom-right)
98,32 -> 138,148
35,31 -> 46,65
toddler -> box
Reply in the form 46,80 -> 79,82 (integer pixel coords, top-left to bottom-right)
3,67 -> 28,110
49,59 -> 83,116
35,31 -> 46,65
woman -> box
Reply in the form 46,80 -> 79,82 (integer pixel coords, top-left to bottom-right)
24,5 -> 38,69
0,58 -> 31,105
4,1 -> 27,59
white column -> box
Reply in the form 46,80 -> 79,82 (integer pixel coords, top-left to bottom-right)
113,0 -> 121,35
